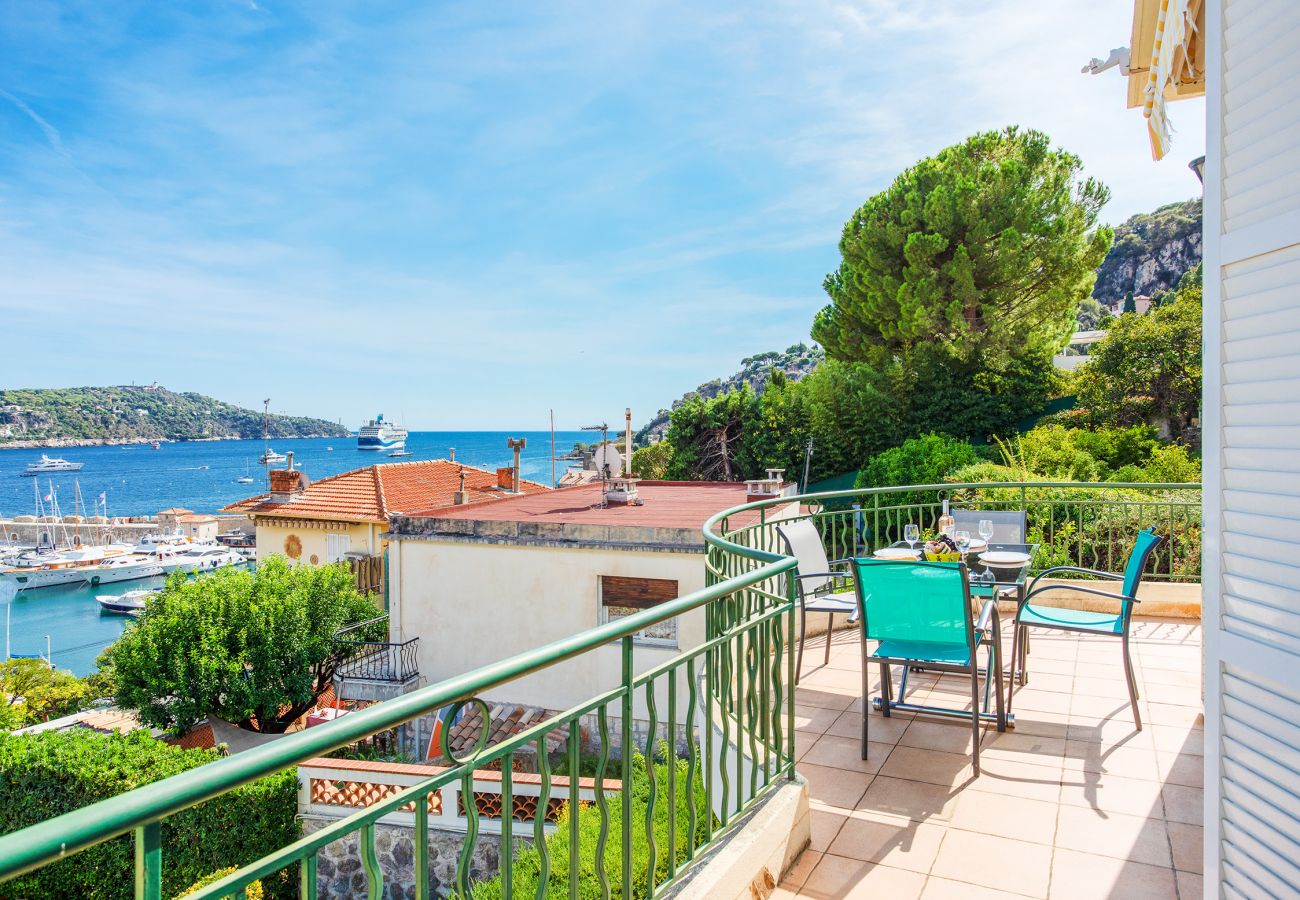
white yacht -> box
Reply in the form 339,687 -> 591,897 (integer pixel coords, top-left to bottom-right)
170,544 -> 245,573
259,449 -> 287,464
23,455 -> 84,475
82,554 -> 164,586
1,545 -> 131,590
357,415 -> 407,451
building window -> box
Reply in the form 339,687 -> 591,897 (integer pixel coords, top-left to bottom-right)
325,533 -> 351,563
599,576 -> 679,647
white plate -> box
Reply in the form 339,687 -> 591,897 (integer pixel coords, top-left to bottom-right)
964,538 -> 988,552
874,547 -> 921,560
979,551 -> 1031,566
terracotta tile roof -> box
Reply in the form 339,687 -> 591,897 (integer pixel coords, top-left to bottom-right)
164,722 -> 217,751
442,703 -> 565,758
409,480 -> 778,530
222,460 -> 549,523
76,707 -> 143,734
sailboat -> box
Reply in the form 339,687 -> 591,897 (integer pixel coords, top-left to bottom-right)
237,461 -> 254,484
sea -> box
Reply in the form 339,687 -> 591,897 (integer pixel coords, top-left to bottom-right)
1,431 -> 592,675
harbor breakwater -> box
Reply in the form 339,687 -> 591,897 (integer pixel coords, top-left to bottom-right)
1,515 -> 249,546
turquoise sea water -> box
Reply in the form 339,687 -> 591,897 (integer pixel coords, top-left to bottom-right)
1,431 -> 593,675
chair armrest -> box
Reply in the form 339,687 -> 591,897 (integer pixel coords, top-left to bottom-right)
795,572 -> 844,581
1026,566 -> 1123,596
975,598 -> 999,634
1023,583 -> 1140,607
827,558 -> 856,568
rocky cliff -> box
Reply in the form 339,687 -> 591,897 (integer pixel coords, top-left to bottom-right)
1092,198 -> 1202,307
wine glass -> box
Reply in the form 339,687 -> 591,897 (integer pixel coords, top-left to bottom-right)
903,523 -> 919,551
956,530 -> 971,554
978,519 -> 995,546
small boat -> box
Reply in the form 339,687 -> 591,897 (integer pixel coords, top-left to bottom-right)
150,441 -> 161,450
236,475 -> 254,484
96,589 -> 156,616
259,449 -> 286,464
23,455 -> 84,475
326,446 -> 334,452
387,450 -> 413,458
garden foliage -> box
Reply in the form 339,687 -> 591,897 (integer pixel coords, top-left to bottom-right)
0,730 -> 297,900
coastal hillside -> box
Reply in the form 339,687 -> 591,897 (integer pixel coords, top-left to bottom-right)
0,385 -> 349,448
1092,198 -> 1202,306
635,344 -> 823,443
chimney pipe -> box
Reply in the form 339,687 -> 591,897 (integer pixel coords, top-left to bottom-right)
449,447 -> 456,462
507,437 -> 526,493
286,451 -> 294,471
624,408 -> 633,476
454,470 -> 471,505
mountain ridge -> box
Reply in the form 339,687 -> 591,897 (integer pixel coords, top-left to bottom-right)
0,385 -> 350,448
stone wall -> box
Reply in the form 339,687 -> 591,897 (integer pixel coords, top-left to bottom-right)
302,817 -> 507,900
0,514 -> 248,546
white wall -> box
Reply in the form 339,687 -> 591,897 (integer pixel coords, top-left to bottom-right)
1203,0 -> 1300,891
390,538 -> 709,716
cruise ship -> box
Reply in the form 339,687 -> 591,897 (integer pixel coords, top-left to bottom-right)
23,455 -> 84,475
357,414 -> 407,451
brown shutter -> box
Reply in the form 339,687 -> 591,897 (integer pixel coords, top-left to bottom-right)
600,576 -> 678,610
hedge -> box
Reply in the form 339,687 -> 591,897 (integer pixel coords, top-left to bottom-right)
0,730 -> 299,900
461,751 -> 710,900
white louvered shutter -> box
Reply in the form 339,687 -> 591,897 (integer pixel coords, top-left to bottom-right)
1206,0 -> 1300,894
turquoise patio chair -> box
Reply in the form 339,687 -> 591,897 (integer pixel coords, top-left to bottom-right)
1008,528 -> 1165,729
853,558 -> 1005,776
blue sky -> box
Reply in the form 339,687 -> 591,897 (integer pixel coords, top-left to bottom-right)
0,1 -> 1205,430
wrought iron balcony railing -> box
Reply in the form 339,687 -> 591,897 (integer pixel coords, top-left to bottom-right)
0,480 -> 1200,899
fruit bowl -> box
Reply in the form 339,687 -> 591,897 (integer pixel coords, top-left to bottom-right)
923,549 -> 963,562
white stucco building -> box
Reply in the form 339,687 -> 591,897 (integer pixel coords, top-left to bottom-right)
385,480 -> 795,716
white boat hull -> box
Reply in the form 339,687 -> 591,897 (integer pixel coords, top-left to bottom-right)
2,568 -> 91,590
85,561 -> 165,585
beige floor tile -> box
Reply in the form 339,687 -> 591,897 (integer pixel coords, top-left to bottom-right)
802,666 -> 871,694
1054,806 -> 1171,867
1024,655 -> 1076,676
948,790 -> 1059,845
1152,724 -> 1203,756
1140,668 -> 1201,688
1156,752 -> 1204,789
792,704 -> 842,736
1017,671 -> 1075,694
1175,870 -> 1203,900
980,730 -> 1067,766
1146,703 -> 1204,730
1048,847 -> 1177,899
930,829 -> 1053,897
831,709 -> 910,744
1065,717 -> 1153,748
1008,687 -> 1074,714
795,685 -> 858,713
1143,683 -> 1203,708
1063,741 -> 1160,781
1167,821 -> 1203,874
920,876 -> 1026,899
1071,677 -> 1140,702
802,734 -> 894,775
781,848 -> 821,889
1057,772 -> 1165,819
1161,783 -> 1203,826
1073,661 -> 1127,681
828,815 -> 947,872
854,776 -> 959,824
810,808 -> 849,852
965,757 -> 1064,803
1009,711 -> 1071,740
902,719 -> 986,756
799,854 -> 927,899
798,763 -> 874,811
878,746 -> 975,789
1069,693 -> 1145,722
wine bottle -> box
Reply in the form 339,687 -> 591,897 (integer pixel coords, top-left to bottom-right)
938,498 -> 956,538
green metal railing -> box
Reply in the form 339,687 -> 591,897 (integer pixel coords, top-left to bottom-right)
0,480 -> 1199,899
710,481 -> 1202,584
0,512 -> 798,900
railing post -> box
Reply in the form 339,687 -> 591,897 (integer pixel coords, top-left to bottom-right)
786,570 -> 796,781
134,822 -> 161,900
620,636 -> 635,900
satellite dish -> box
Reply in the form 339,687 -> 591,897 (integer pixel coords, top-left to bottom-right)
594,443 -> 623,477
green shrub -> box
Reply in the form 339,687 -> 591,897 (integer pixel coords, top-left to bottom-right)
463,751 -> 710,899
178,867 -> 263,899
856,433 -> 981,502
0,730 -> 298,900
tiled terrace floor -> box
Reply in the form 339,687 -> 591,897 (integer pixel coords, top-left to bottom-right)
779,616 -> 1203,900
